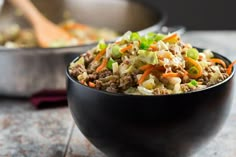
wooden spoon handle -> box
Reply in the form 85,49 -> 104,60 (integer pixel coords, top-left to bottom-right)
8,0 -> 47,26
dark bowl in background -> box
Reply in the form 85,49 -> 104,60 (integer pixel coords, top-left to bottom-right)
66,51 -> 235,157
0,0 -> 167,97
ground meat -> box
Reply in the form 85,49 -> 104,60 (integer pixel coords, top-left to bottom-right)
182,75 -> 190,83
114,58 -> 122,64
180,84 -> 194,93
153,87 -> 172,95
196,67 -> 213,85
119,73 -> 137,90
205,66 -> 214,73
198,65 -> 229,86
106,83 -> 119,93
88,72 -> 99,81
198,74 -> 210,85
98,69 -> 113,78
95,75 -> 120,93
69,64 -> 86,77
83,52 -> 94,65
219,66 -> 226,73
87,61 -> 100,74
222,73 -> 229,79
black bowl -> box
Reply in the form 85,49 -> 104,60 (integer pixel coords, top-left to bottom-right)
66,51 -> 235,157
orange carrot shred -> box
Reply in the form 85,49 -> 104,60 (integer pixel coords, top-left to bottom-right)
120,44 -> 133,53
139,64 -> 154,71
209,58 -> 227,68
138,66 -> 154,85
226,60 -> 236,75
162,33 -> 178,43
94,48 -> 106,62
149,44 -> 158,51
88,82 -> 96,88
154,66 -> 166,71
162,72 -> 180,78
96,58 -> 108,73
185,57 -> 203,79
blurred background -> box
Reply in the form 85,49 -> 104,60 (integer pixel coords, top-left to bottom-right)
137,0 -> 236,30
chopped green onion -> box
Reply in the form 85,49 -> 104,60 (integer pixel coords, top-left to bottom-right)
98,40 -> 107,50
107,58 -> 116,70
188,66 -> 199,75
140,37 -> 152,50
112,45 -> 122,58
155,34 -> 166,41
188,79 -> 198,87
139,33 -> 165,50
140,42 -> 150,50
187,48 -> 199,60
130,32 -> 141,41
146,32 -> 166,42
146,32 -> 156,40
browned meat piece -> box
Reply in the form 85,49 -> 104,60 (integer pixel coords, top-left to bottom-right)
88,72 -> 99,81
180,84 -> 193,93
83,52 -> 94,65
87,61 -> 100,74
98,69 -> 112,78
153,88 -> 171,95
95,75 -> 120,92
119,73 -> 137,91
69,64 -> 86,77
106,83 -> 119,93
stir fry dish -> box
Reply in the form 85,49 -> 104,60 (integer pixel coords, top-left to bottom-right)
69,31 -> 236,95
0,21 -> 118,48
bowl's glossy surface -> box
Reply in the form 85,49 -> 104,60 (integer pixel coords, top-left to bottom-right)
67,51 -> 235,157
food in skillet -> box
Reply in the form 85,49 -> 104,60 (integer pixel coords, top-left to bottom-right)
0,21 -> 118,48
69,31 -> 236,95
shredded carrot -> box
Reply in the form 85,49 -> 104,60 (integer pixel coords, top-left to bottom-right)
209,58 -> 227,68
154,66 -> 166,71
93,48 -> 106,62
162,72 -> 180,78
96,58 -> 108,73
182,69 -> 189,77
185,57 -> 203,79
80,80 -> 88,86
138,66 -> 154,85
149,44 -> 158,51
226,60 -> 236,75
88,82 -> 96,88
139,64 -> 154,71
120,44 -> 133,53
158,51 -> 173,60
162,33 -> 178,43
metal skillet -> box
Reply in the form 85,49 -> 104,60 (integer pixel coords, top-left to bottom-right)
0,0 -> 184,97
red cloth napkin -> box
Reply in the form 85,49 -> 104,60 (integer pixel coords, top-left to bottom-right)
30,90 -> 67,109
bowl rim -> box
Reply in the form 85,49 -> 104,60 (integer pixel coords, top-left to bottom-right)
66,48 -> 235,97
0,1 -> 167,53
